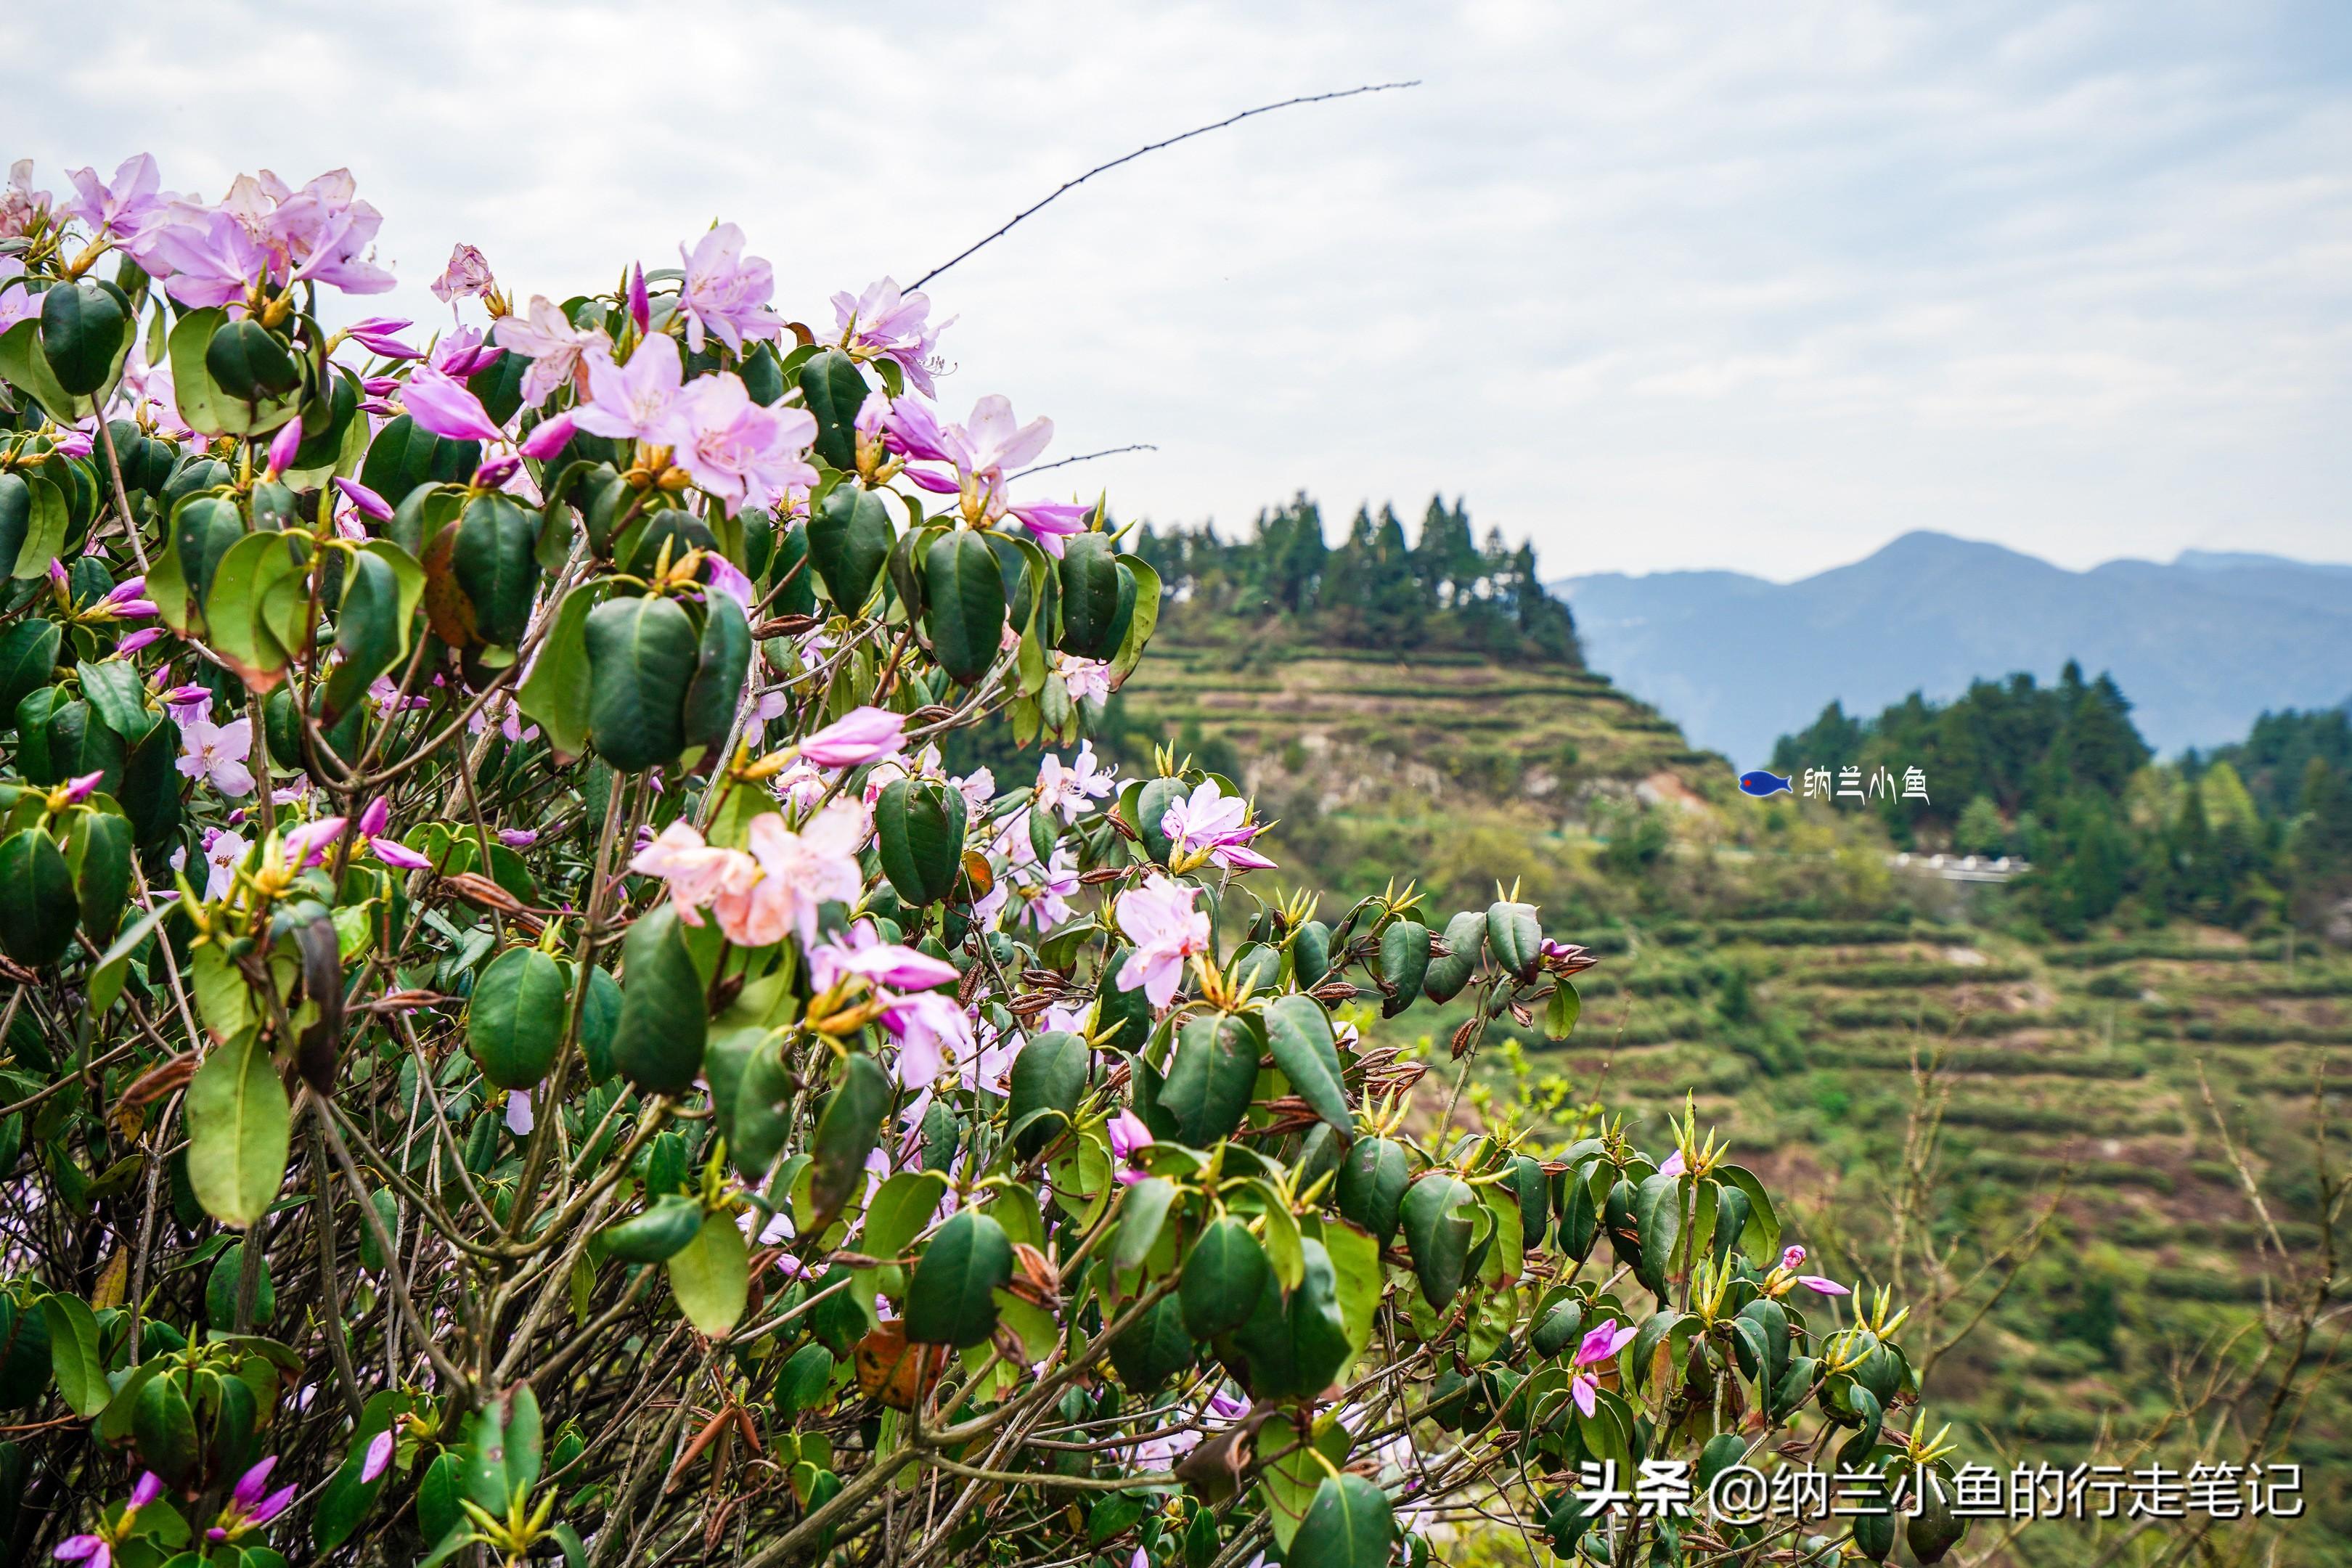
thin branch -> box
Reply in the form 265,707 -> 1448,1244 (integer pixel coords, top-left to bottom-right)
911,81 -> 1421,288
1013,443 -> 1158,478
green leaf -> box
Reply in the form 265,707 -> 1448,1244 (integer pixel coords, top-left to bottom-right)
186,1029 -> 291,1227
1633,1172 -> 1682,1295
38,279 -> 132,396
0,618 -> 61,720
203,530 -> 307,693
808,1053 -> 891,1233
1715,1163 -> 1782,1261
1110,1175 -> 1177,1275
1108,553 -> 1160,685
875,777 -> 968,906
38,1293 -> 105,1416
466,946 -> 569,1090
515,580 -> 601,760
65,808 -> 133,945
610,905 -> 709,1095
1289,1474 -> 1395,1568
1005,1029 -> 1087,1158
923,528 -> 1008,685
1264,995 -> 1350,1136
1180,1216 -> 1267,1339
1157,1012 -> 1261,1148
904,1209 -> 1013,1347
1400,1173 -> 1475,1310
1377,919 -> 1431,1019
667,1212 -> 751,1336
1421,910 -> 1487,1004
859,1170 -> 949,1260
0,318 -> 96,420
1055,533 -> 1127,659
1107,1292 -> 1196,1394
1485,900 -> 1541,982
322,545 -> 419,722
166,308 -> 297,436
0,828 -> 78,968
584,594 -> 698,772
362,415 -> 478,510
87,906 -> 166,1017
1316,1218 -> 1382,1365
1335,1136 -> 1410,1246
1544,980 -> 1581,1040
75,658 -> 149,740
9,474 -> 68,581
430,491 -> 540,649
681,588 -> 750,752
796,348 -> 868,470
1258,1415 -> 1352,1549
807,483 -> 895,613
599,1193 -> 706,1262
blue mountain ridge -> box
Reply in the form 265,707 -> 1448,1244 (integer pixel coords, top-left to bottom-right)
1553,531 -> 2352,767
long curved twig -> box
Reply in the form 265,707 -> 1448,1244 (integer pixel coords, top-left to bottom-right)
911,81 -> 1421,288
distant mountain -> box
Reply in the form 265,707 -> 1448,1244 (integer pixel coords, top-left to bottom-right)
1554,531 -> 2352,766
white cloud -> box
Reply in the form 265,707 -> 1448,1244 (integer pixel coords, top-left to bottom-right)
3,0 -> 2348,578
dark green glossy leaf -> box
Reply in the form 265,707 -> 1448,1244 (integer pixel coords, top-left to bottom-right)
875,777 -> 966,906
807,484 -> 894,613
923,528 -> 1007,685
467,946 -> 569,1090
1263,995 -> 1349,1137
1180,1217 -> 1267,1339
1289,1474 -> 1395,1568
1400,1173 -> 1476,1310
796,348 -> 867,470
584,595 -> 698,772
807,1053 -> 891,1233
611,905 -> 708,1094
1158,1012 -> 1261,1148
905,1209 -> 1012,1347
1006,1029 -> 1088,1158
680,589 -> 750,753
1335,1137 -> 1410,1246
0,829 -> 77,968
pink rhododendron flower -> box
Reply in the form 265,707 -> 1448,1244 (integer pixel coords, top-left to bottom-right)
400,364 -> 502,441
202,830 -> 250,900
177,714 -> 255,797
1161,780 -> 1273,871
1008,846 -> 1079,932
519,409 -> 579,462
492,295 -> 610,407
360,1429 -> 395,1483
832,277 -> 950,397
1569,1318 -> 1639,1418
1781,1244 -> 1807,1271
799,706 -> 905,769
629,821 -> 757,927
1800,1275 -> 1851,1297
1,160 -> 52,240
335,476 -> 393,523
1034,742 -> 1116,823
264,416 -> 303,478
279,816 -> 348,871
1114,875 -> 1211,1008
677,222 -> 784,354
342,317 -> 420,360
669,372 -> 817,513
883,991 -> 978,1090
811,920 -> 958,994
62,152 -> 165,237
369,838 -> 431,871
1107,1108 -> 1153,1184
430,242 -> 496,306
576,333 -> 685,445
1658,1149 -> 1686,1178
115,627 -> 163,655
703,804 -> 870,949
1055,653 -> 1114,703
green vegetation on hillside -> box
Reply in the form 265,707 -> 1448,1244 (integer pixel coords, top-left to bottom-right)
1775,667 -> 2352,938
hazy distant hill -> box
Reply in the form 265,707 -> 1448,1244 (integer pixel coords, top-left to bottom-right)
1555,531 -> 2352,766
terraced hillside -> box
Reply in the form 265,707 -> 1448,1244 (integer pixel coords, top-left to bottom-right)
1118,630 -> 1715,804
1109,629 -> 2350,1563
1543,920 -> 2344,1477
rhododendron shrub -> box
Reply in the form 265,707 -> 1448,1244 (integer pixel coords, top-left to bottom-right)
0,156 -> 1961,1568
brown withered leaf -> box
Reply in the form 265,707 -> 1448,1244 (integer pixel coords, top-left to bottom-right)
854,1320 -> 947,1411
118,1052 -> 197,1109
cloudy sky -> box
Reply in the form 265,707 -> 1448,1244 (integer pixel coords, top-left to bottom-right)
6,1 -> 2349,579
